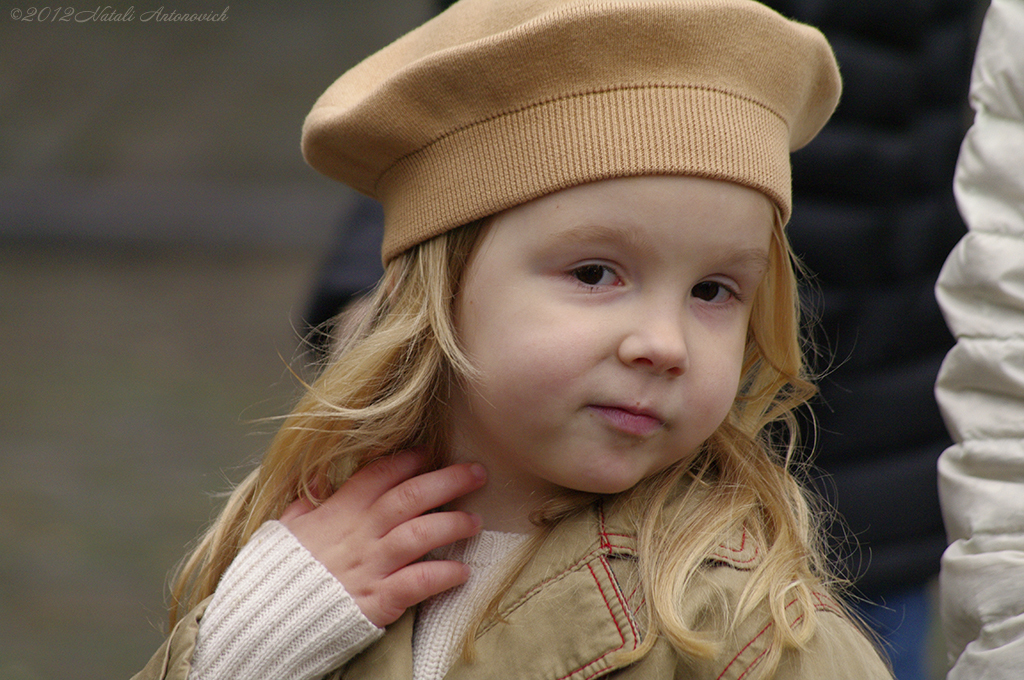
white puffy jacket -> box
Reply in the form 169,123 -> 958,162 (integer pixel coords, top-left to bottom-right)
935,0 -> 1024,676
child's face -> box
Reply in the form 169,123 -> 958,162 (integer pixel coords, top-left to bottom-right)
449,176 -> 772,525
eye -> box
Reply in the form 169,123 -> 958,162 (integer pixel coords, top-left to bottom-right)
572,264 -> 619,287
691,280 -> 737,303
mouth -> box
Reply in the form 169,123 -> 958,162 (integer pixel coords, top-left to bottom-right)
588,404 -> 664,438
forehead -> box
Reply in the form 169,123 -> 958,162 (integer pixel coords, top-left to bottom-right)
481,176 -> 774,260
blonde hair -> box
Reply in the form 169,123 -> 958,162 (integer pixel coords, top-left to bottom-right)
617,217 -> 832,669
169,210 -> 842,677
168,221 -> 483,623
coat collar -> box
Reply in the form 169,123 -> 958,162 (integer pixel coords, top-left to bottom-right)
343,501 -> 642,680
341,499 -> 759,680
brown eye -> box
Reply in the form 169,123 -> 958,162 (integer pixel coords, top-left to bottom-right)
572,264 -> 614,286
692,281 -> 727,301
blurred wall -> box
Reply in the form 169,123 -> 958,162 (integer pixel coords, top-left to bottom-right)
0,3 -> 431,679
0,0 -> 432,250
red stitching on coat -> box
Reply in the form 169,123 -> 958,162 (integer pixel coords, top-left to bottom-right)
596,505 -> 634,551
716,619 -> 773,680
598,555 -> 640,644
497,537 -> 640,627
508,546 -> 604,610
709,527 -> 760,564
716,593 -> 847,679
734,647 -> 770,680
809,590 -> 842,615
632,595 -> 647,619
553,563 -> 628,680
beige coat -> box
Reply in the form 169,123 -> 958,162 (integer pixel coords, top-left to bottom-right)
135,503 -> 891,679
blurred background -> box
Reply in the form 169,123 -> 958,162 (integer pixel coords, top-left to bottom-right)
1,1 -> 982,679
0,2 -> 433,677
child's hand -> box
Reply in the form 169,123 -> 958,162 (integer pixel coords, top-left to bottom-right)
279,449 -> 486,627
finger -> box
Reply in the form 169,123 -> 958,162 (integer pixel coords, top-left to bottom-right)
370,462 -> 487,534
368,560 -> 472,627
319,449 -> 429,515
379,510 -> 483,570
280,496 -> 316,525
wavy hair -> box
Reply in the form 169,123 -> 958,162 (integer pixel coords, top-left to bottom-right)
168,210 -> 844,677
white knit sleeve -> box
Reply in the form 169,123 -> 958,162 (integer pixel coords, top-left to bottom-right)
187,520 -> 383,680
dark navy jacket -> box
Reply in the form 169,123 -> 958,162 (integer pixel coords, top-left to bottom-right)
763,0 -> 980,596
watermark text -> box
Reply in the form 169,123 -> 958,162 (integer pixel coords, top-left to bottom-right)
10,6 -> 230,23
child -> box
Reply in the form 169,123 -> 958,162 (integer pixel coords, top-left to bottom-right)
135,0 -> 892,678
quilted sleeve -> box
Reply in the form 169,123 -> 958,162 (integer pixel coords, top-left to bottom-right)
934,0 -> 1024,676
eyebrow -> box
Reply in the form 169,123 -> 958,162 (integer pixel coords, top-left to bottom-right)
721,247 -> 771,273
546,223 -> 770,272
545,223 -> 658,255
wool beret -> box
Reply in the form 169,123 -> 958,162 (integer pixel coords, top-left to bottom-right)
302,0 -> 841,262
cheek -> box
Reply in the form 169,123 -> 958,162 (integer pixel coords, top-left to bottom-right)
712,367 -> 744,422
464,284 -> 581,361
695,332 -> 748,422
461,303 -> 594,413
477,320 -> 583,395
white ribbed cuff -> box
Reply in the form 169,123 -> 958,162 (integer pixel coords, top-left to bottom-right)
189,520 -> 383,680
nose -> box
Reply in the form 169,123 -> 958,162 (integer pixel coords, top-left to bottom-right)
617,308 -> 688,377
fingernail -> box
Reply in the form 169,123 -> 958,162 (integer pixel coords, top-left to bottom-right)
469,463 -> 487,482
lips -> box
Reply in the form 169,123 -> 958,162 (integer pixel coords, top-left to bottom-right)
588,404 -> 664,437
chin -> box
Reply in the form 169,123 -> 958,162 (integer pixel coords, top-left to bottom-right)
567,473 -> 646,496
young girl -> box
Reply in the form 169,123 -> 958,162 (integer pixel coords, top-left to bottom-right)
136,0 -> 892,678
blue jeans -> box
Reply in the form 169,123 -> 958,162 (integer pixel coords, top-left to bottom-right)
855,584 -> 933,680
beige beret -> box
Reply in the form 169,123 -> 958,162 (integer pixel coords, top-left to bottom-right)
302,0 -> 841,262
